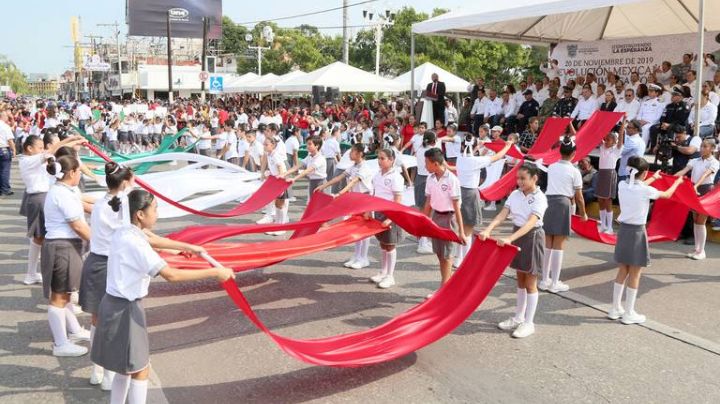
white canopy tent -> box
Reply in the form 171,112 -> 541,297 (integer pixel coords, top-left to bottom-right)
246,70 -> 306,93
272,61 -> 405,93
410,0 -> 716,128
236,73 -> 279,93
223,72 -> 260,93
394,62 -> 470,93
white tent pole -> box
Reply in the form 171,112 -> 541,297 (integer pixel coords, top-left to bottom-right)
694,0 -> 705,134
410,32 -> 416,105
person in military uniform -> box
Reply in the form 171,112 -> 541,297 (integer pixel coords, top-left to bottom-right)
516,89 -> 539,132
648,86 -> 690,151
538,87 -> 559,124
553,86 -> 578,118
636,83 -> 666,151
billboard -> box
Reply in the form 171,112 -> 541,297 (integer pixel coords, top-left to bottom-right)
127,0 -> 222,39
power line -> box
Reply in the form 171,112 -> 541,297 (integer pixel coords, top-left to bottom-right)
234,0 -> 376,25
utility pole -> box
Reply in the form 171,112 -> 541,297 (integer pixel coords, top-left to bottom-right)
84,34 -> 102,98
167,10 -> 174,103
201,17 -> 209,102
342,0 -> 349,64
98,21 -> 123,99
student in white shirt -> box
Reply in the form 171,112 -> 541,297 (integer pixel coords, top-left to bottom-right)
18,135 -> 84,285
92,189 -> 233,404
284,127 -> 302,200
235,127 -> 250,169
285,136 -> 327,200
440,124 -> 463,164
596,124 -> 625,234
539,137 -> 588,293
260,136 -> 289,236
674,139 -> 719,260
320,128 -> 342,184
244,131 -> 263,172
42,155 -> 92,357
219,121 -> 239,164
609,157 -> 682,325
79,162 -> 134,389
454,135 -> 514,267
415,131 -> 440,254
480,163 -> 548,338
318,144 -> 374,269
422,147 -> 465,298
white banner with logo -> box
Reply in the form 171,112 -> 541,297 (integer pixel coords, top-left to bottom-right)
550,32 -> 720,85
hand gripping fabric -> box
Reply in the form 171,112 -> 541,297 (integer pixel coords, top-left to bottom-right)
85,143 -> 292,218
656,173 -> 720,218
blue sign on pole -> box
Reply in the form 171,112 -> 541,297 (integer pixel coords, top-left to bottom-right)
209,76 -> 223,93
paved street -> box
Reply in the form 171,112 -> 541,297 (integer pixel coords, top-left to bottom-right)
1,164 -> 719,403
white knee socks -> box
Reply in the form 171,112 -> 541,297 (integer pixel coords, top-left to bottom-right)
624,287 -> 639,315
606,210 -> 614,230
128,379 -> 149,404
612,282 -> 625,311
694,224 -> 707,254
64,303 -> 82,334
274,202 -> 289,224
513,288 -> 527,322
386,249 -> 397,277
541,249 -> 554,285
48,305 -> 68,347
550,250 -> 564,286
379,251 -> 389,276
111,374 -> 131,404
360,239 -> 370,262
27,239 -> 41,278
599,211 -> 607,231
525,292 -> 539,325
353,242 -> 362,262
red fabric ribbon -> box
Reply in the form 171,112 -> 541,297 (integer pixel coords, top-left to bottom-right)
480,163 -> 522,202
656,173 -> 720,218
84,143 -> 291,218
527,117 -> 573,155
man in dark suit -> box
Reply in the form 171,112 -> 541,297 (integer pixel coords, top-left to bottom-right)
426,73 -> 446,125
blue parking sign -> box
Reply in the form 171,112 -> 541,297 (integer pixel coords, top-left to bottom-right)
209,76 -> 223,93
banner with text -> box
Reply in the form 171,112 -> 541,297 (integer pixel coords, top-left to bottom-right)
550,32 -> 720,85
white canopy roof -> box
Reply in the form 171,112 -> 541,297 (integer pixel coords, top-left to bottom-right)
237,73 -> 279,93
393,62 -> 471,93
412,0 -> 720,44
244,70 -> 306,93
223,72 -> 260,92
273,61 -> 405,93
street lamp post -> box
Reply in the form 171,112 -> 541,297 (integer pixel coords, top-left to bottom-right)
363,8 -> 395,76
246,26 -> 274,76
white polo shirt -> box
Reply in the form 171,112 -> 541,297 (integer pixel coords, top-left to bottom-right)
248,140 -> 263,166
546,160 -> 582,197
599,145 -> 622,170
215,131 -> 228,151
425,169 -> 461,212
687,156 -> 720,185
445,134 -> 462,159
106,225 -> 167,301
416,144 -> 439,176
224,132 -> 239,160
617,180 -> 660,225
284,136 -> 300,157
344,161 -> 373,194
19,153 -> 51,194
456,155 -> 492,189
409,133 -> 424,153
302,153 -> 327,180
373,168 -> 404,201
44,182 -> 86,240
267,148 -> 287,176
89,193 -> 122,256
505,188 -> 548,228
321,137 -> 341,159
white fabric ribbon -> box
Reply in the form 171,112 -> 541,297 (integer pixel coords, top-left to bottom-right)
53,162 -> 64,179
627,167 -> 639,188
532,158 -> 548,173
116,190 -> 131,226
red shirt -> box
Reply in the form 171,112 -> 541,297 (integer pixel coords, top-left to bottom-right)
297,116 -> 309,129
218,109 -> 228,126
401,124 -> 415,145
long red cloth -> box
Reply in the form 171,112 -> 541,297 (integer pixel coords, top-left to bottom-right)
530,111 -> 624,165
480,163 -> 522,202
85,143 -> 291,218
656,173 -> 720,218
216,237 -> 517,367
527,117 -> 573,155
570,197 -> 690,245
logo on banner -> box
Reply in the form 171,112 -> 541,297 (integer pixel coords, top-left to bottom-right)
168,8 -> 190,22
567,44 -> 577,58
209,76 -> 223,92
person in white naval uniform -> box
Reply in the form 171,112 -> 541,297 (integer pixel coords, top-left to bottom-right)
636,84 -> 665,147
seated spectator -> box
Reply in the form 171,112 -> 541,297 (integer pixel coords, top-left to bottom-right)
578,157 -> 598,204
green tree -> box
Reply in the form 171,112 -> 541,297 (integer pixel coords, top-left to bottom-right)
0,55 -> 28,93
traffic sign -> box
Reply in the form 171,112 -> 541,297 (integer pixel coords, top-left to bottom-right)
199,71 -> 209,82
209,76 -> 223,93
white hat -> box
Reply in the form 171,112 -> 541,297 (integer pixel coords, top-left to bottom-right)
491,125 -> 503,132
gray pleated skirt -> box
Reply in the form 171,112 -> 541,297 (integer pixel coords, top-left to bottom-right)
460,187 -> 482,228
21,192 -> 47,238
614,223 -> 650,267
414,174 -> 428,209
309,178 -> 326,199
595,169 -> 617,199
510,226 -> 545,274
543,195 -> 571,236
325,158 -> 337,182
91,294 -> 150,374
40,238 -> 84,299
374,212 -> 403,245
331,168 -> 347,194
431,211 -> 457,260
79,252 -> 108,315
